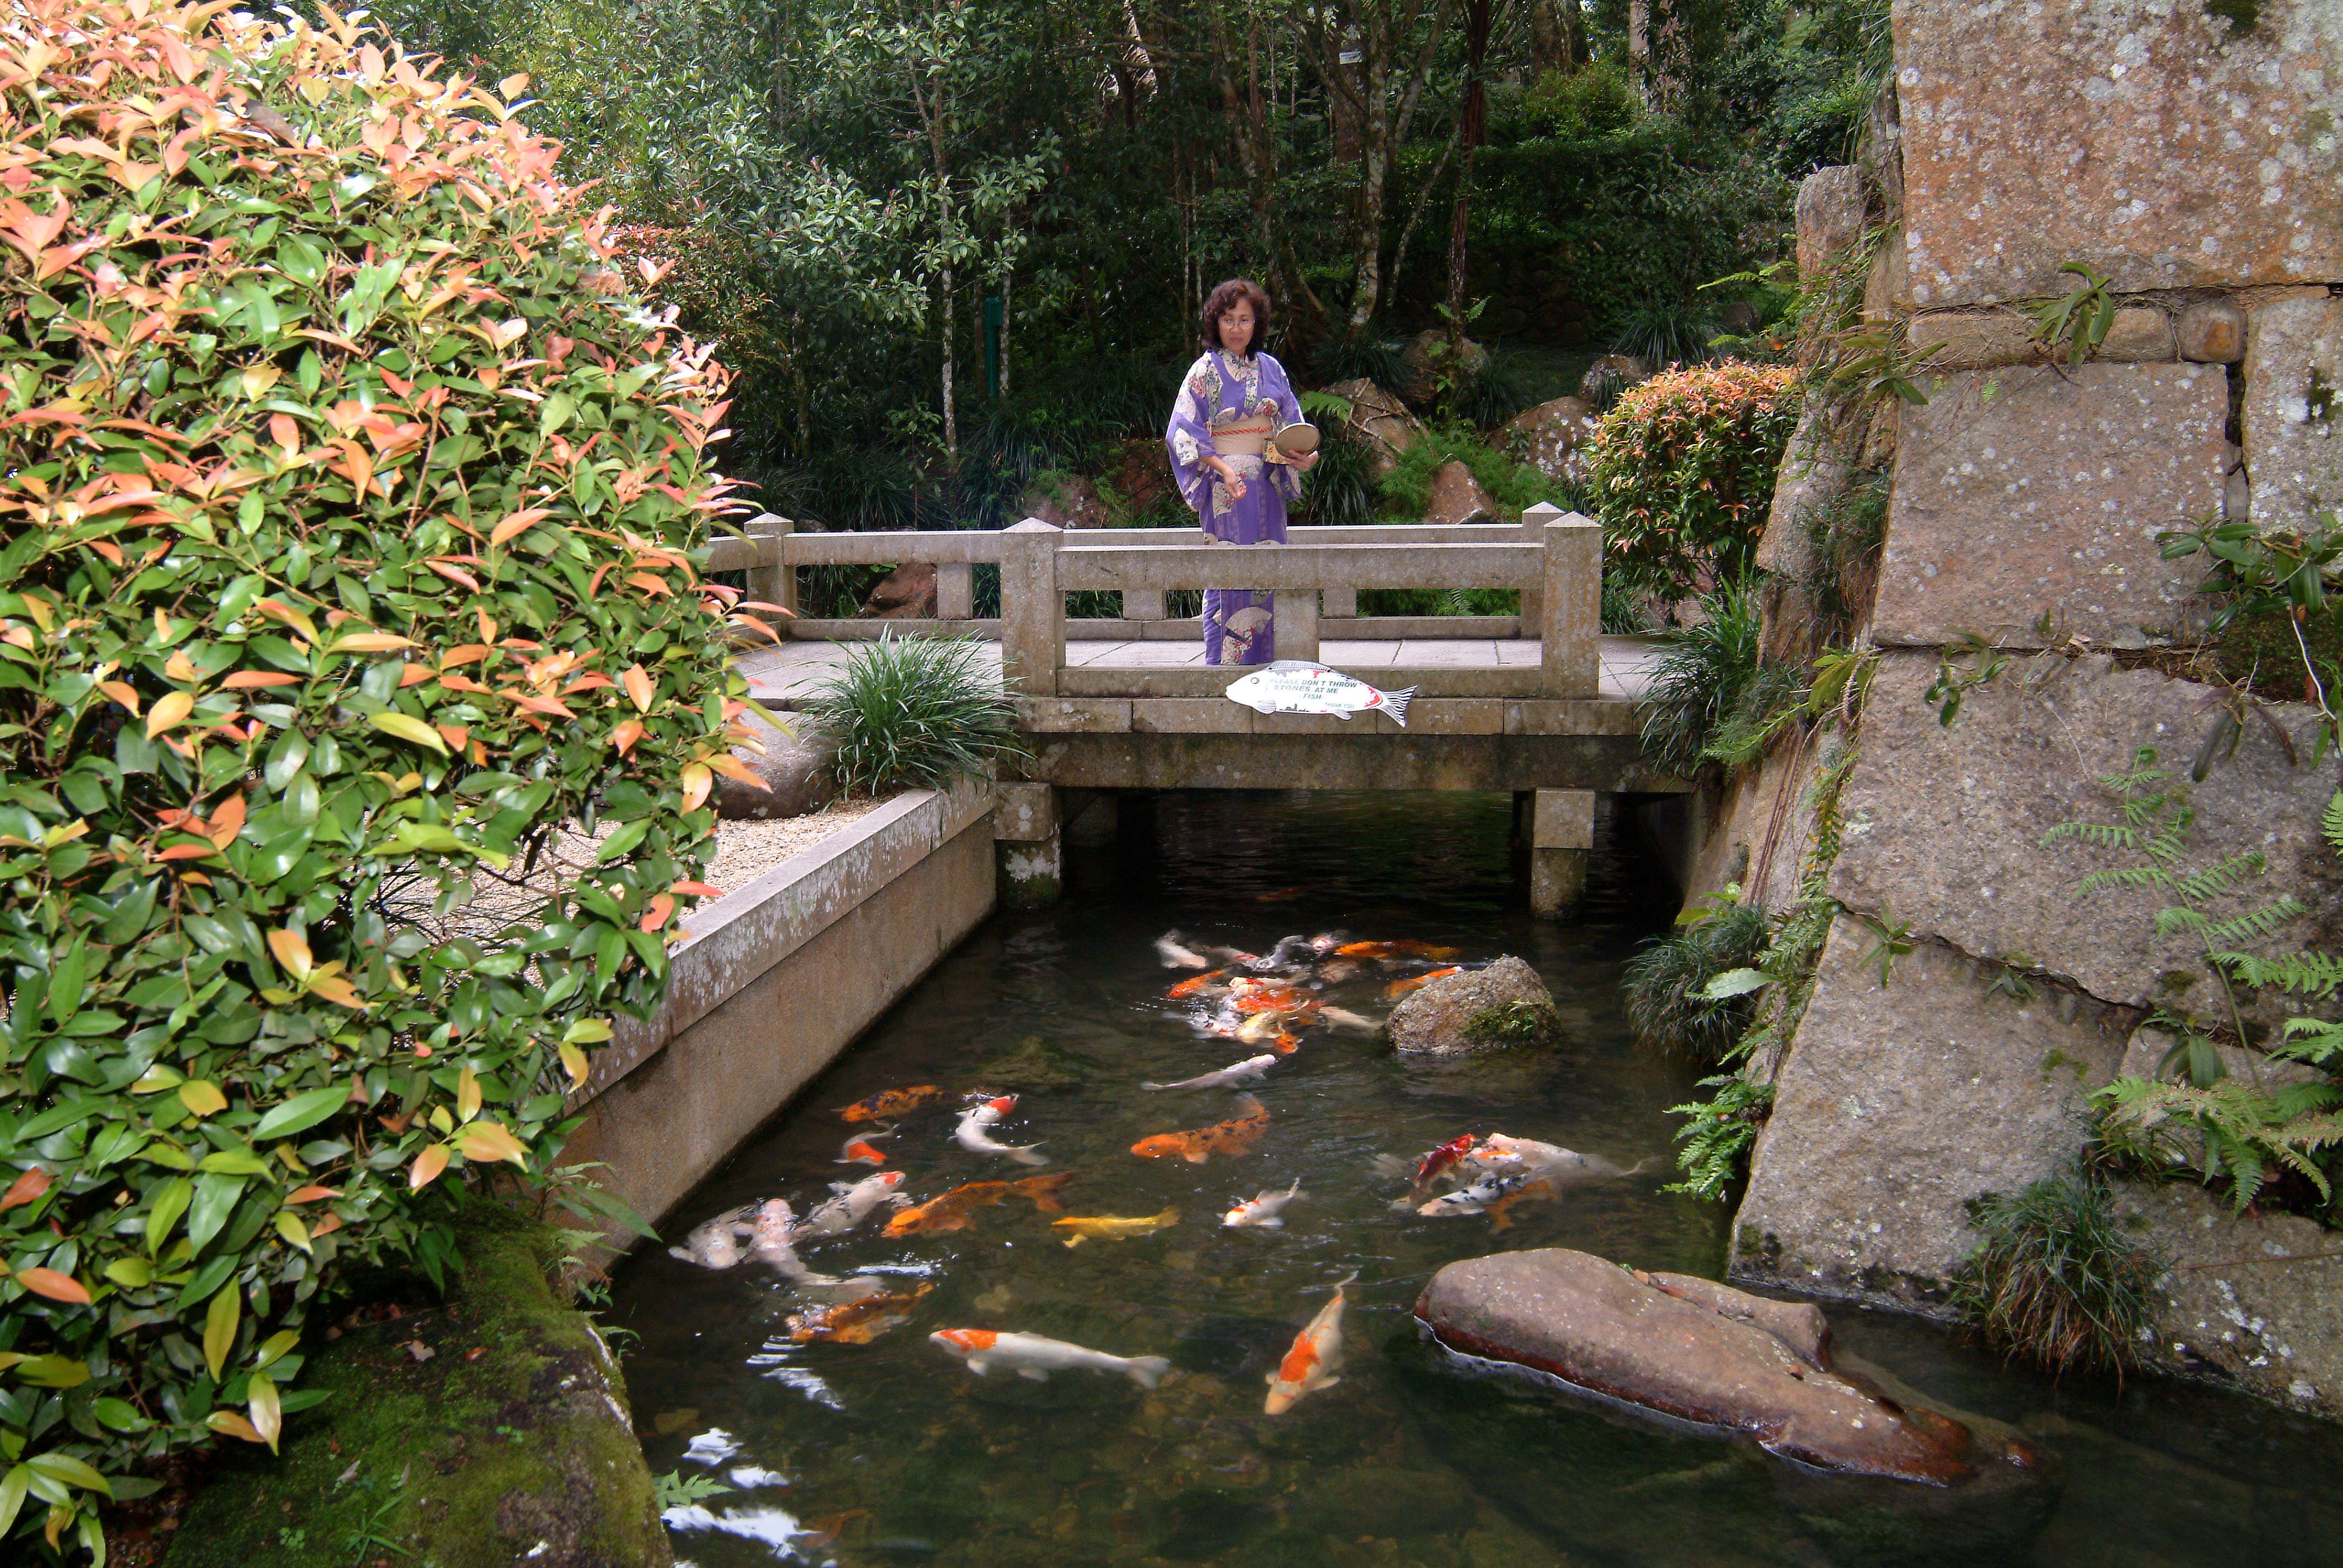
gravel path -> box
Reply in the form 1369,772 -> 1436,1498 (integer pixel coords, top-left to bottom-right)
702,795 -> 895,893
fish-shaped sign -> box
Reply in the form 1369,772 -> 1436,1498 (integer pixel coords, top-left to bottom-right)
1223,661 -> 1415,726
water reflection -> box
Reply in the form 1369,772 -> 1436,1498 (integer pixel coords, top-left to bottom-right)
611,791 -> 2343,1567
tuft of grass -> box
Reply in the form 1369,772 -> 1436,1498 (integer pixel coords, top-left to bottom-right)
808,632 -> 1029,796
1622,902 -> 1771,1065
1314,331 -> 1410,391
1637,579 -> 1764,776
1953,1171 -> 2165,1379
1297,424 -> 1380,527
1611,299 -> 1717,369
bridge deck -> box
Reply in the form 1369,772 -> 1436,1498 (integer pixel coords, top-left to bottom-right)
740,634 -> 1666,705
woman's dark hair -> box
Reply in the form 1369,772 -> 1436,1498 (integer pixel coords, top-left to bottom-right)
1200,278 -> 1272,356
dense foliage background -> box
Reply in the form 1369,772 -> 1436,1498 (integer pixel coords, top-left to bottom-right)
359,0 -> 1889,535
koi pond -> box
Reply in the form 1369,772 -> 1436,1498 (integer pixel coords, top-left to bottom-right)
609,791 -> 2343,1568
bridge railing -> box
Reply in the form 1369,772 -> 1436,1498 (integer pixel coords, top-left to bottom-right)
704,502 -> 1596,655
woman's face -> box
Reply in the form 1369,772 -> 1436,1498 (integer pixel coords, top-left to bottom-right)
1216,298 -> 1256,353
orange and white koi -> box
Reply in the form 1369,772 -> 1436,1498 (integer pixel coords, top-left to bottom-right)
838,1085 -> 954,1123
1264,1271 -> 1357,1414
787,1282 -> 933,1344
794,1172 -> 909,1238
1166,968 -> 1227,1000
1383,966 -> 1461,999
1142,1054 -> 1277,1092
1336,940 -> 1461,961
1484,1179 -> 1556,1232
1130,1095 -> 1271,1163
954,1094 -> 1048,1166
929,1328 -> 1170,1388
1223,1177 -> 1304,1228
882,1174 -> 1076,1237
836,1130 -> 893,1166
1051,1205 -> 1180,1247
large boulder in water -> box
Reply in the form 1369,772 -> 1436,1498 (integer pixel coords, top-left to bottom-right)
1387,956 -> 1556,1055
1414,1249 -> 2039,1484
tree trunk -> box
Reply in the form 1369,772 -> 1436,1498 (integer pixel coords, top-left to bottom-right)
940,260 -> 957,462
1629,0 -> 1650,105
1443,0 -> 1489,342
1000,265 -> 1011,398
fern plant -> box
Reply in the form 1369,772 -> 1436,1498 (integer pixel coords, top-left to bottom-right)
2094,1076 -> 2343,1213
2217,790 -> 2343,1073
1665,1077 -> 1775,1202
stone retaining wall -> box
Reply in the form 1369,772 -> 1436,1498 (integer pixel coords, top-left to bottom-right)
1721,0 -> 2343,1417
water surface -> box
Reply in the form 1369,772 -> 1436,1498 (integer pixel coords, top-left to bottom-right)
611,791 -> 2343,1567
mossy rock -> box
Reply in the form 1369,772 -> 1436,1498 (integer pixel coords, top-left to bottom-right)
1461,999 -> 1563,1049
165,1203 -> 670,1568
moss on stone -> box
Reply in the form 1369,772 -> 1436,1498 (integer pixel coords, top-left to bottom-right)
1460,998 -> 1562,1048
164,1202 -> 670,1568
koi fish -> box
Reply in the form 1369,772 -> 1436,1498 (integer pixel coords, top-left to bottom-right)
787,1282 -> 934,1344
883,1174 -> 1076,1236
1264,1271 -> 1356,1414
1223,1177 -> 1304,1228
1250,935 -> 1316,971
1416,1133 -> 1480,1191
1235,1010 -> 1308,1051
666,1205 -> 758,1268
954,1095 -> 1048,1166
1315,957 -> 1364,984
1142,1054 -> 1278,1092
929,1329 -> 1171,1389
1130,1095 -> 1271,1163
1484,1179 -> 1557,1232
1229,978 -> 1310,1011
1051,1205 -> 1181,1248
1465,1135 -> 1651,1184
1383,966 -> 1461,999
836,1130 -> 893,1166
839,1085 -> 953,1123
750,1199 -> 840,1285
1254,886 -> 1308,903
1156,931 -> 1212,968
1165,969 -> 1227,1000
794,1172 -> 910,1238
1337,941 -> 1461,961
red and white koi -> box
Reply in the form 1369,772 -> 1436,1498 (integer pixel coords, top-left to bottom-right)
1264,1271 -> 1357,1414
954,1095 -> 1048,1166
929,1329 -> 1170,1389
1223,1177 -> 1305,1228
836,1130 -> 893,1166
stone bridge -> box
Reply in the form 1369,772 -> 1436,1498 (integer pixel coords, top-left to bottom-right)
710,503 -> 1682,912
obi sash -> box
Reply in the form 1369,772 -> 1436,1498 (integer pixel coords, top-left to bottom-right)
1208,409 -> 1275,456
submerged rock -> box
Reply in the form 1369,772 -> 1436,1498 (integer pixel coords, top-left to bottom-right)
1413,1248 -> 2041,1484
1386,957 -> 1555,1055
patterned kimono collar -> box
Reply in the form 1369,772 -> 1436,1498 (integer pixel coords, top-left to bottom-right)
1215,349 -> 1262,405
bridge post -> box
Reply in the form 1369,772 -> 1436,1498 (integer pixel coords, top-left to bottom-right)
1539,514 -> 1601,698
936,561 -> 974,620
1518,502 -> 1559,636
1001,519 -> 1064,698
744,513 -> 797,627
1528,788 -> 1594,917
1272,585 -> 1319,662
1122,589 -> 1167,620
1321,587 -> 1357,620
993,782 -> 1062,908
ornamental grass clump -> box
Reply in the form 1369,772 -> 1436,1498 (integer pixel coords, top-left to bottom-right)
809,633 -> 1027,796
1621,895 -> 1771,1066
0,2 -> 769,1551
1588,362 -> 1802,604
1954,1171 -> 2165,1379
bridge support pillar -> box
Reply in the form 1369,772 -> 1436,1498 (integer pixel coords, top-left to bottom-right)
994,782 -> 1062,908
1528,788 -> 1594,917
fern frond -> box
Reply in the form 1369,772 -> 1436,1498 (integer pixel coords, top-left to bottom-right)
2154,907 -> 2210,937
2275,1016 -> 2343,1066
2078,865 -> 2172,895
2220,949 -> 2343,999
2171,854 -> 2265,903
2044,821 -> 2139,850
2323,791 -> 2342,853
2193,899 -> 2307,948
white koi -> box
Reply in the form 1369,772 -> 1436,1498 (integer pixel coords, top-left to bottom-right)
750,1199 -> 840,1285
929,1329 -> 1171,1389
667,1205 -> 758,1268
794,1172 -> 910,1239
1143,1054 -> 1278,1092
1156,930 -> 1212,968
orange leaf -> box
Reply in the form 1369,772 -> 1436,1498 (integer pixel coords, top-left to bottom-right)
207,793 -> 246,850
611,718 -> 644,757
397,663 -> 433,688
285,1186 -> 343,1204
424,559 -> 481,592
489,508 -> 550,547
671,880 -> 726,898
457,1121 -> 530,1168
154,843 -> 216,861
440,644 -> 489,667
311,1213 -> 343,1238
706,753 -> 768,788
221,671 -> 299,689
1,1167 -> 52,1211
639,894 -> 675,933
435,672 -> 492,694
506,692 -> 576,720
622,663 -> 655,712
96,679 -> 140,715
435,723 -> 468,750
626,572 -> 672,597
306,974 -> 369,1010
562,673 -> 615,695
679,763 -> 711,813
15,1267 -> 89,1305
207,1411 -> 265,1444
145,689 -> 194,737
408,1144 -> 450,1191
267,928 -> 313,977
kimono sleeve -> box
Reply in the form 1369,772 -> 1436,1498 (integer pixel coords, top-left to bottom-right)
1166,355 -> 1221,516
1261,354 -> 1305,503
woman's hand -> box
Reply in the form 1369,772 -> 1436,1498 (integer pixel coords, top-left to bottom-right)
1291,450 -> 1320,475
1208,457 -> 1246,503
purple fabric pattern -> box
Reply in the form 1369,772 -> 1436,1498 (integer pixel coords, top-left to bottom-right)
1165,349 -> 1304,666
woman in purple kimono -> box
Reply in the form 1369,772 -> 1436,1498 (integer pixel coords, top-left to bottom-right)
1165,279 -> 1319,666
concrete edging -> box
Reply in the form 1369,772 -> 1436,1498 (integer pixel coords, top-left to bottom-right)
564,779 -> 999,1239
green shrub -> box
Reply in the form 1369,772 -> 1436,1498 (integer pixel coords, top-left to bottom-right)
0,3 -> 749,1551
1622,896 -> 1771,1065
1589,362 -> 1803,602
809,634 -> 1027,795
1296,426 -> 1378,529
1522,61 -> 1644,140
1953,1171 -> 2164,1378
1373,426 -> 1574,524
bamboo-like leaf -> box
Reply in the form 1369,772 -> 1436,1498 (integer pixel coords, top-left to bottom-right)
265,927 -> 313,978
456,1065 -> 482,1121
457,1120 -> 530,1167
177,1080 -> 228,1117
249,1371 -> 281,1452
368,711 -> 449,754
203,1283 -> 240,1380
14,1268 -> 90,1305
408,1144 -> 450,1190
